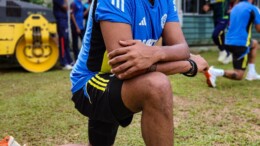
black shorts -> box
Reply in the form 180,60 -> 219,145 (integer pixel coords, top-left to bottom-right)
225,45 -> 249,70
71,73 -> 134,145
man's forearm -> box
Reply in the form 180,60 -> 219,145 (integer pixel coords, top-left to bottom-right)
154,43 -> 190,63
156,60 -> 191,75
117,60 -> 192,80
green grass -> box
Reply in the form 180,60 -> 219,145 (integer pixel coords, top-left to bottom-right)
0,51 -> 259,145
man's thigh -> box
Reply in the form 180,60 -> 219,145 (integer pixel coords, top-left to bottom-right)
121,72 -> 171,113
71,73 -> 135,145
72,73 -> 134,126
226,45 -> 248,70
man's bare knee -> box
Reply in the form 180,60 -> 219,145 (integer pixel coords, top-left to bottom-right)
252,39 -> 259,49
234,71 -> 244,80
144,72 -> 173,108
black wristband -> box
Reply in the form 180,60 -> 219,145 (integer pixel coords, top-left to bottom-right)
147,64 -> 157,73
182,59 -> 198,77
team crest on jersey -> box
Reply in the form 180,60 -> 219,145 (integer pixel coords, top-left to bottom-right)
161,14 -> 167,29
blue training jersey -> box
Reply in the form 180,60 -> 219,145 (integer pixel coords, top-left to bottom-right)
71,0 -> 85,30
70,0 -> 179,94
225,1 -> 260,47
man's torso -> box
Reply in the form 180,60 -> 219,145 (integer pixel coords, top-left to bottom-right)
226,1 -> 260,46
71,0 -> 84,29
70,0 -> 179,93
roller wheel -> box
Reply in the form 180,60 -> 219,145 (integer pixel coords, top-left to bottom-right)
15,36 -> 59,73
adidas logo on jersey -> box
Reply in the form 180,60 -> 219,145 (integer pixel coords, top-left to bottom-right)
139,17 -> 146,26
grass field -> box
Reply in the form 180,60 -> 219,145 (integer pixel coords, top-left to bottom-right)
0,50 -> 259,146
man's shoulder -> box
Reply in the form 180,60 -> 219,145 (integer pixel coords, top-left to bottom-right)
97,0 -> 134,13
98,0 -> 133,6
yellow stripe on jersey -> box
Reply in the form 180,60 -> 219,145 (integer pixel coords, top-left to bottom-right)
246,23 -> 253,47
88,80 -> 106,91
242,54 -> 248,69
91,77 -> 108,87
95,74 -> 109,83
101,51 -> 112,73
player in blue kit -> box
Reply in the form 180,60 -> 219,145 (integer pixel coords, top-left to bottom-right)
203,0 -> 233,64
70,0 -> 208,145
52,0 -> 73,70
205,0 -> 260,88
70,0 -> 86,61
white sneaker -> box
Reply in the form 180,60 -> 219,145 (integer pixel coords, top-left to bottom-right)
62,64 -> 73,70
218,51 -> 227,63
245,72 -> 260,81
204,66 -> 217,88
222,54 -> 233,64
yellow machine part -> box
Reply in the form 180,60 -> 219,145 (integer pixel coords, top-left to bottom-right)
14,14 -> 58,73
16,36 -> 59,73
0,24 -> 24,55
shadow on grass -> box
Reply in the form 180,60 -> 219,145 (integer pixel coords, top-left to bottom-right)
0,64 -> 62,74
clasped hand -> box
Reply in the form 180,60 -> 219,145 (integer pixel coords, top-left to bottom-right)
189,54 -> 209,73
108,40 -> 158,79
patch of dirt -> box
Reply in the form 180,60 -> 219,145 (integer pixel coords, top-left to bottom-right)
173,96 -> 195,128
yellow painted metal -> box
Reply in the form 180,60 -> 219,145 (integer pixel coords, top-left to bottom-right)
16,36 -> 59,73
24,14 -> 49,46
0,14 -> 58,72
0,24 -> 24,55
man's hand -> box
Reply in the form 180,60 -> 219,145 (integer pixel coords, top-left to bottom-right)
189,54 -> 209,73
108,40 -> 160,79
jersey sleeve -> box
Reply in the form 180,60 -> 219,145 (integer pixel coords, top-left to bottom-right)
253,6 -> 260,24
166,0 -> 179,22
95,0 -> 132,24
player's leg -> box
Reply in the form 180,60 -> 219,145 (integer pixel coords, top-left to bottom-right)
121,72 -> 173,146
88,119 -> 119,146
212,22 -> 226,62
63,25 -> 73,65
72,72 -> 173,145
248,39 -> 258,63
71,23 -> 79,61
212,23 -> 224,51
246,39 -> 260,80
223,69 -> 245,80
56,21 -> 67,67
72,74 -> 121,146
217,46 -> 247,80
205,45 -> 247,87
212,20 -> 231,63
